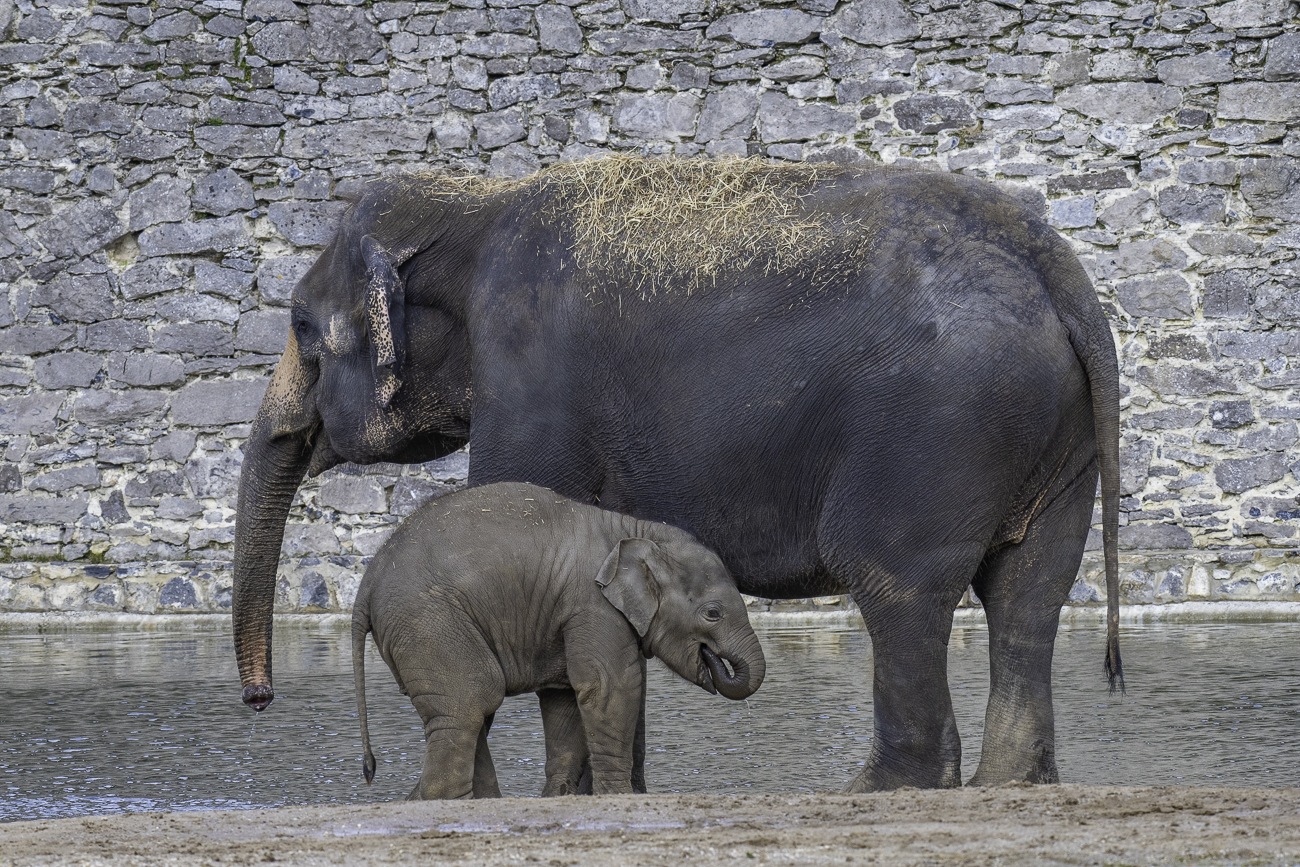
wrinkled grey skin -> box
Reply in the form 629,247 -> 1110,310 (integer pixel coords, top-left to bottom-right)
352,482 -> 766,800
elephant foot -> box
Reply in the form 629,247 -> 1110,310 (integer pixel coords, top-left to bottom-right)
967,739 -> 1059,787
847,756 -> 961,792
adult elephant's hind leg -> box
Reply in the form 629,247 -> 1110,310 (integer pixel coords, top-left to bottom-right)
968,461 -> 1097,787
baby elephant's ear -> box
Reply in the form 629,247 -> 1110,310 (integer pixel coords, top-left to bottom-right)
595,538 -> 662,638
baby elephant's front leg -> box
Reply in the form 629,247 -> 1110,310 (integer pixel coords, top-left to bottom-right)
570,652 -> 646,795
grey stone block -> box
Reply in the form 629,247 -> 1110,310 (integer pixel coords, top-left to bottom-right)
452,56 -> 489,90
82,320 -> 150,351
185,450 -> 244,498
1215,453 -> 1290,494
34,352 -> 102,388
893,94 -> 973,134
284,523 -> 341,557
0,495 -> 89,524
153,323 -> 233,356
1119,523 -> 1194,550
1099,190 -> 1153,231
64,101 -> 134,135
487,74 -> 561,110
923,1 -> 1018,39
257,257 -> 314,305
0,464 -> 18,493
0,394 -> 65,435
488,143 -> 542,179
96,446 -> 149,466
273,66 -> 320,95
1120,438 -> 1154,496
589,25 -> 698,55
282,120 -> 432,158
159,576 -> 198,609
120,260 -> 184,301
1264,32 -> 1300,81
128,176 -> 191,231
73,389 -> 168,426
234,310 -> 290,354
1178,160 -> 1238,186
707,9 -> 820,45
171,380 -> 268,426
1156,52 -> 1234,87
979,105 -> 1062,132
78,42 -> 159,67
1091,50 -> 1153,82
461,34 -> 539,58
436,9 -> 489,34
319,475 -> 388,514
206,97 -> 286,128
1218,83 -> 1300,123
106,353 -> 185,387
623,0 -> 705,23
2,325 -> 76,356
1241,422 -> 1299,452
626,61 -> 666,91
30,274 -> 115,323
1136,364 -> 1241,398
1254,279 -> 1300,324
1116,274 -> 1194,320
390,477 -> 457,517
268,201 -> 348,247
695,85 -> 760,142
138,216 -> 250,257
250,22 -> 309,62
153,431 -> 197,463
158,497 -> 201,519
1203,270 -> 1252,318
1239,158 -> 1300,221
613,92 -> 701,140
760,92 -> 855,143
1210,400 -> 1255,430
100,490 -> 131,524
32,201 -> 126,259
1048,196 -> 1096,229
983,79 -> 1053,105
0,169 -> 57,194
191,168 -> 254,218
1057,83 -> 1181,123
536,5 -> 583,53
1095,239 -> 1188,280
196,262 -> 256,300
118,133 -> 187,162
829,0 -> 919,46
125,470 -> 186,498
474,109 -> 528,149
195,125 -> 281,159
1157,186 -> 1227,225
1205,0 -> 1292,29
308,6 -> 384,61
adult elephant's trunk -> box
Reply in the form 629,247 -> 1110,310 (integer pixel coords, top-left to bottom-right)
232,334 -> 319,711
701,633 -> 766,700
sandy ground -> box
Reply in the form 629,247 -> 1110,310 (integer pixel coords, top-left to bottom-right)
4,785 -> 1300,866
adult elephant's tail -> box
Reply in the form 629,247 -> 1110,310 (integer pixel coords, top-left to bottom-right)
1038,231 -> 1124,693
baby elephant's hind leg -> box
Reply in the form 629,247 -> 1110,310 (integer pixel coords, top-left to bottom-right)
408,695 -> 493,800
473,713 -> 501,798
539,688 -> 588,796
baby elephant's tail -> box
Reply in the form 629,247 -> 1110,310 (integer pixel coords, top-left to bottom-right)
353,602 -> 377,784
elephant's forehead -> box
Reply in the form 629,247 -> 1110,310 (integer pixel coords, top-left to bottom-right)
323,312 -> 356,354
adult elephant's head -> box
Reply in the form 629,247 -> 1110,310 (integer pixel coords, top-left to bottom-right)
233,178 -> 505,710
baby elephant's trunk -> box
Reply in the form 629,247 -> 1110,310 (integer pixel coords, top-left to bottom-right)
701,636 -> 766,700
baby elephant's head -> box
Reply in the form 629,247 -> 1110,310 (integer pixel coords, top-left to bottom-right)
596,537 -> 765,700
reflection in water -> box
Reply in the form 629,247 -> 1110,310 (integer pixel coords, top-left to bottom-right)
1,620 -> 1297,822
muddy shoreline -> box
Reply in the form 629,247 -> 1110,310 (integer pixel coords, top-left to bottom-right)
4,785 -> 1300,866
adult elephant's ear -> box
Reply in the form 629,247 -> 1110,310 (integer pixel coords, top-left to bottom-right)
596,538 -> 662,638
361,234 -> 412,409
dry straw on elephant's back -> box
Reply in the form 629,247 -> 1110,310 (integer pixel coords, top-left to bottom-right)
405,156 -> 855,298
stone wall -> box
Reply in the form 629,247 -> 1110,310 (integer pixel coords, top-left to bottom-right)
0,0 -> 1298,614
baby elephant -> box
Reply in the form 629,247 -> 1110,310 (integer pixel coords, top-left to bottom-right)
353,481 -> 766,799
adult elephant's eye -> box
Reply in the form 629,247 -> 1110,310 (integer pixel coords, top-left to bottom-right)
702,604 -> 723,622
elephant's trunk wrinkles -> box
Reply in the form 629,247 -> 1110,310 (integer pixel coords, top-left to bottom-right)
232,381 -> 316,711
701,638 -> 766,701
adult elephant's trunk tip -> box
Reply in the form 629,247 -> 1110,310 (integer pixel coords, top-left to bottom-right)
701,644 -> 764,701
242,683 -> 275,712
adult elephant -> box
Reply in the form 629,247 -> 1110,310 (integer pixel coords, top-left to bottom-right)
233,157 -> 1120,791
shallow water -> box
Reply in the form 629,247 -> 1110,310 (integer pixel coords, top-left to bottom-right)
1,620 -> 1298,822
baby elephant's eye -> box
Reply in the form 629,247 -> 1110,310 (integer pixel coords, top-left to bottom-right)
702,604 -> 724,622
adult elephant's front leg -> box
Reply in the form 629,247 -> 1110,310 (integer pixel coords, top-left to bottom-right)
849,584 -> 968,792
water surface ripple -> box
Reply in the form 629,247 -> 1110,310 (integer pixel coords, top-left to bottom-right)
1,621 -> 1297,822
